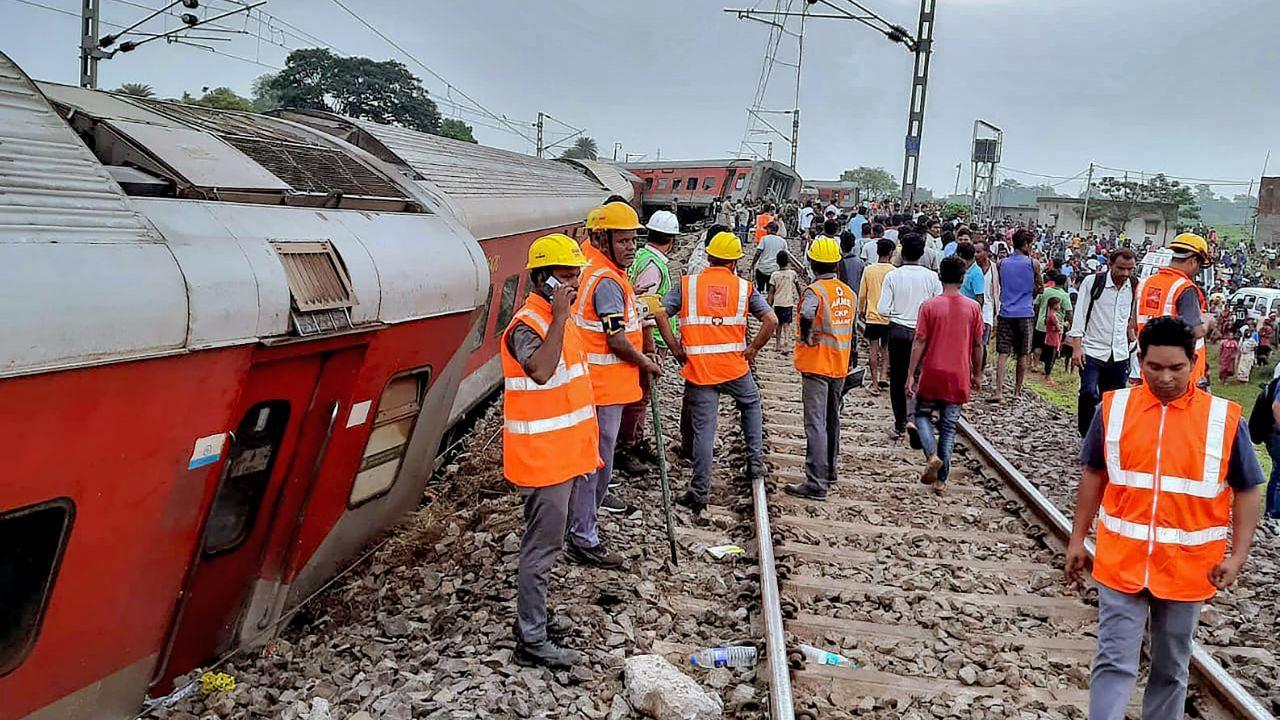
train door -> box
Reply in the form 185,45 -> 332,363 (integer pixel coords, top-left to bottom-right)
155,347 -> 361,687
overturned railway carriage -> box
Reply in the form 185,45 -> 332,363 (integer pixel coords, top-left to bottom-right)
626,158 -> 801,222
0,51 -> 624,720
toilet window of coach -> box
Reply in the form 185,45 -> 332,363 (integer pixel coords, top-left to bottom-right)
0,498 -> 74,676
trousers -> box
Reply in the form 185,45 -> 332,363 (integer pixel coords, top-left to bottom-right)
687,373 -> 763,503
1266,431 -> 1280,518
886,322 -> 916,433
914,399 -> 961,482
618,366 -> 654,449
568,403 -> 622,549
1089,585 -> 1200,720
515,478 -> 576,643
1078,356 -> 1130,437
800,373 -> 844,494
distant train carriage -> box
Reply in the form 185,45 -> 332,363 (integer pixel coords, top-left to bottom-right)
626,158 -> 801,222
0,48 -> 625,720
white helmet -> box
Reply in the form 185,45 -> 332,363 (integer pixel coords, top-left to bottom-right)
645,210 -> 680,236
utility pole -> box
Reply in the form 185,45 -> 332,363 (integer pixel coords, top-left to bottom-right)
900,0 -> 936,203
79,0 -> 104,88
535,112 -> 544,159
1080,162 -> 1095,235
953,162 -> 961,197
612,142 -> 622,161
790,108 -> 800,169
1252,150 -> 1270,247
767,141 -> 774,161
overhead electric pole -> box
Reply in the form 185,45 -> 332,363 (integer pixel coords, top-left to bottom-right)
900,0 -> 935,204
79,0 -> 104,88
535,112 -> 544,159
1080,162 -> 1095,234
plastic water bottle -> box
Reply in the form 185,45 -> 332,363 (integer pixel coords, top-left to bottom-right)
799,643 -> 856,669
689,646 -> 757,668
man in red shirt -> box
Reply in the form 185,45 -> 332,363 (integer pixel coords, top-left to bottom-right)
907,256 -> 985,493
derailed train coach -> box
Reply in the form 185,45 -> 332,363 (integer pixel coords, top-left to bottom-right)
0,51 -> 626,720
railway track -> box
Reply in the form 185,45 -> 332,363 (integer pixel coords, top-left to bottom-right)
746,343 -> 1273,720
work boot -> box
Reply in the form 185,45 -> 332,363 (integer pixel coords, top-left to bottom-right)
514,637 -> 580,669
613,451 -> 649,477
510,611 -> 573,642
784,483 -> 827,501
600,493 -> 634,515
628,440 -> 662,466
745,460 -> 767,480
565,541 -> 624,570
674,490 -> 707,515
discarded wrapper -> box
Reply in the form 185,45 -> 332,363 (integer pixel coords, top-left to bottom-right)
705,544 -> 745,560
800,643 -> 856,669
200,671 -> 237,695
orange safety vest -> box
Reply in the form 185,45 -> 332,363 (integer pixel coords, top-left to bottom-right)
754,213 -> 774,245
794,277 -> 855,378
573,241 -> 644,406
1093,384 -> 1241,601
1135,267 -> 1207,383
679,266 -> 752,386
500,295 -> 602,487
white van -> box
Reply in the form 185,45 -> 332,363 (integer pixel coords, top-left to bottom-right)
1229,287 -> 1280,322
1137,247 -> 1216,289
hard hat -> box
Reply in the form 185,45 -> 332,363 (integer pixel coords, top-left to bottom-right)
706,231 -> 744,260
645,210 -> 680,236
1169,232 -> 1210,261
590,201 -> 642,232
807,236 -> 842,264
526,233 -> 588,270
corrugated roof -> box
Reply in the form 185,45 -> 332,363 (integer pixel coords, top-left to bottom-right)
625,159 -> 752,170
350,118 -> 604,198
0,60 -> 159,244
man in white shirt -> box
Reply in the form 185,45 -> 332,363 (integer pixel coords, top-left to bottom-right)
825,202 -> 839,218
877,234 -> 943,438
1067,247 -> 1137,437
798,202 -> 816,239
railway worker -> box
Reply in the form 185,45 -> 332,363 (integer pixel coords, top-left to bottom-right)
784,237 -> 856,501
501,234 -> 601,669
1067,316 -> 1263,720
754,203 -> 776,247
656,231 -> 778,515
1129,233 -> 1212,388
569,201 -> 662,569
616,210 -> 681,476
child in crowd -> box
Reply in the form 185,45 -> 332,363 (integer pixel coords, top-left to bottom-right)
1219,332 -> 1240,383
768,252 -> 801,352
1041,295 -> 1063,386
1237,326 -> 1258,383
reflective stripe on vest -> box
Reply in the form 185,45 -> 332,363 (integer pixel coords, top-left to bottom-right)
504,360 -> 589,392
1097,508 -> 1229,547
572,242 -> 645,405
504,404 -> 596,435
794,278 -> 855,378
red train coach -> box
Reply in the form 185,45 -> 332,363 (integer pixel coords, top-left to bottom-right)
0,49 -> 622,720
270,110 -> 634,424
626,158 -> 801,222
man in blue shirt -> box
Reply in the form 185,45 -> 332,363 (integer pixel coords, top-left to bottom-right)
847,206 -> 867,241
957,241 -> 985,308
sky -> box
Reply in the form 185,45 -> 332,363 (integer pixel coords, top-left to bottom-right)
2,0 -> 1277,197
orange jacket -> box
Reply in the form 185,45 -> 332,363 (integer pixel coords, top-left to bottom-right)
754,213 -> 774,246
1093,384 -> 1241,601
500,295 -> 602,487
573,241 -> 644,406
679,266 -> 752,386
1135,267 -> 1207,383
794,277 -> 855,378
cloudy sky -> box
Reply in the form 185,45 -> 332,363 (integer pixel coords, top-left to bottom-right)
3,0 -> 1276,196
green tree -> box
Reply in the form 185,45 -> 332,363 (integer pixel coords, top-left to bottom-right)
250,73 -> 284,112
115,82 -> 155,98
559,136 -> 598,160
1087,173 -> 1200,231
438,118 -> 477,143
839,166 -> 898,197
266,48 -> 441,133
182,87 -> 254,112
942,201 -> 971,220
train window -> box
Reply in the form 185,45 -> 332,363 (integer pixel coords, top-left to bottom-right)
657,179 -> 668,190
350,369 -> 431,507
491,274 -> 522,339
0,498 -> 74,676
203,401 -> 292,556
735,174 -> 747,191
703,177 -> 715,190
643,177 -> 653,190
469,282 -> 495,350
685,178 -> 697,191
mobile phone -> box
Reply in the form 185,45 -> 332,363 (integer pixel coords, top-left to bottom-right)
543,275 -> 562,296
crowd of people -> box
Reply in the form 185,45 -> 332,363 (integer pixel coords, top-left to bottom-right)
500,194 -> 1272,720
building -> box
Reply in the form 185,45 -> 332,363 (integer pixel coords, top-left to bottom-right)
1258,176 -> 1280,246
1037,196 -> 1178,245
801,180 -> 860,209
990,203 -> 1038,223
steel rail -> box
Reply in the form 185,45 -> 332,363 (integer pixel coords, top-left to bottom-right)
957,417 -> 1275,720
752,472 -> 795,720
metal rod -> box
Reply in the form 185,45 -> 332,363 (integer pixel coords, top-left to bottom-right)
649,380 -> 678,565
752,473 -> 794,720
725,7 -> 873,20
956,418 -> 1274,720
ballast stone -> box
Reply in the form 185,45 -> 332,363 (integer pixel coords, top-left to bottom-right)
623,654 -> 723,720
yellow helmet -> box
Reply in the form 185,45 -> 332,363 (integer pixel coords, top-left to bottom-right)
589,201 -> 642,231
706,231 -> 744,260
807,236 -> 842,264
526,233 -> 588,270
1169,232 -> 1210,261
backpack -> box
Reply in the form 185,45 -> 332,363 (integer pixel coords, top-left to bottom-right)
1248,376 -> 1279,444
1083,271 -> 1138,332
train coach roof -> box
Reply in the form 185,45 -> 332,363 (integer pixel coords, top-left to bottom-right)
274,110 -> 631,240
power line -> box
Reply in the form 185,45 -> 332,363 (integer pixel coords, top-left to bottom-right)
327,0 -> 534,144
1091,163 -> 1254,186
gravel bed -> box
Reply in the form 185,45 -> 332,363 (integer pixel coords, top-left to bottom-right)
966,388 -> 1280,713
